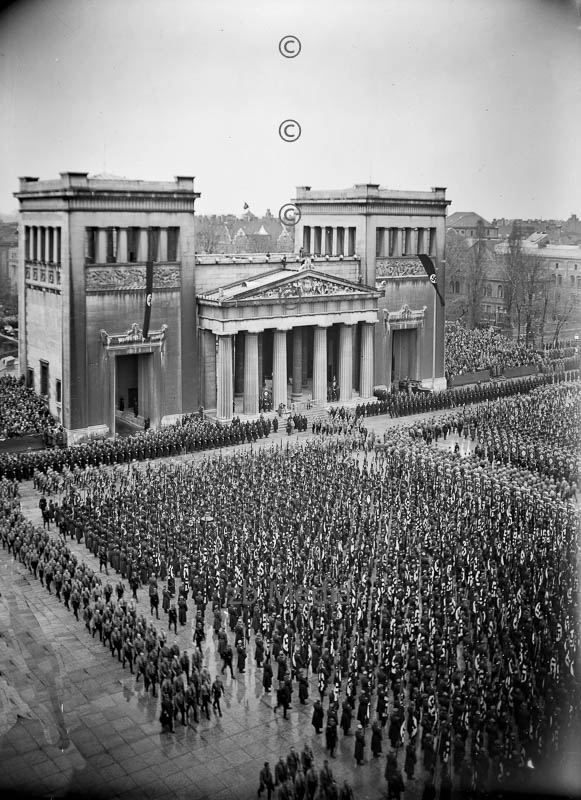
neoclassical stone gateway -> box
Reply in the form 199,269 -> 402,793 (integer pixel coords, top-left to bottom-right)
197,266 -> 381,418
16,175 -> 448,439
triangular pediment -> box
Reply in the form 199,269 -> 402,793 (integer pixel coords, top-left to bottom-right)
238,270 -> 375,302
198,268 -> 378,305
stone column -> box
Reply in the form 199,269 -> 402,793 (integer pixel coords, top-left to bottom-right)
292,327 -> 303,400
411,228 -> 418,254
416,228 -> 424,254
234,333 -> 244,396
54,227 -> 61,265
331,228 -> 337,257
258,334 -> 263,395
97,229 -> 107,264
394,229 -> 402,257
346,227 -> 353,257
201,330 -> 217,411
428,228 -> 435,255
216,334 -> 234,420
117,229 -> 128,263
320,228 -> 326,256
359,322 -> 375,399
272,329 -> 287,409
243,332 -> 259,415
302,327 -> 309,387
312,326 -> 328,404
315,227 -> 322,255
338,324 -> 353,401
138,229 -> 149,262
158,228 -> 168,262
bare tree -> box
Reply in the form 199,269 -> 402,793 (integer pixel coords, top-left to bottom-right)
445,224 -> 488,328
550,284 -> 577,345
195,215 -> 225,254
502,224 -> 550,345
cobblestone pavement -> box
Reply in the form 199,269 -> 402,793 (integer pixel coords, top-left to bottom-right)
1,409 -> 579,799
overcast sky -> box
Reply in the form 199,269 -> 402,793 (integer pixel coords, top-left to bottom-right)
1,0 -> 580,220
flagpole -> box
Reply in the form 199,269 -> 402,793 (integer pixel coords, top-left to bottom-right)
432,284 -> 436,392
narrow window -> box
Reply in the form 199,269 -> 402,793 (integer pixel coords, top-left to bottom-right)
40,360 -> 49,396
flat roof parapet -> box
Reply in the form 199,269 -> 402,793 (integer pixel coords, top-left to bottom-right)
294,184 -> 448,202
15,173 -> 200,198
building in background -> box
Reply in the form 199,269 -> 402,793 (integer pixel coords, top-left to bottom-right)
446,215 -> 581,342
196,211 -> 294,255
0,221 -> 18,316
493,215 -> 581,247
447,212 -> 499,240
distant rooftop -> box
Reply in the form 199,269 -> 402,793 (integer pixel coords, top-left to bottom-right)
447,211 -> 496,229
495,239 -> 581,258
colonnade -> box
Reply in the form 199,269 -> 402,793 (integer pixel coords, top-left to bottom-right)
301,225 -> 437,258
215,321 -> 376,420
302,226 -> 357,257
25,225 -> 61,265
375,226 -> 436,257
84,226 -> 180,265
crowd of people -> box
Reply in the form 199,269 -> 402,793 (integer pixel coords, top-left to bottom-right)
1,367 -> 580,798
0,374 -> 58,438
370,373 -> 574,419
1,371 -> 577,484
0,414 -> 273,482
1,479 -> 232,736
406,383 -> 580,493
2,381 -> 572,797
444,325 -> 579,377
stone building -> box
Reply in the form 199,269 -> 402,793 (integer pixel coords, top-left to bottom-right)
447,211 -> 499,240
16,173 -> 199,442
0,221 -> 18,315
16,175 -> 449,440
293,184 -> 449,392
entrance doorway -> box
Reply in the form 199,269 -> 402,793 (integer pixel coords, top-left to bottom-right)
115,354 -> 140,433
391,329 -> 418,386
116,354 -> 138,415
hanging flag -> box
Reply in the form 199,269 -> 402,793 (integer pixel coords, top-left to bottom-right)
418,254 -> 445,306
143,259 -> 154,339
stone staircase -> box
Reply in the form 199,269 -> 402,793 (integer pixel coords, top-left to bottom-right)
115,410 -> 146,433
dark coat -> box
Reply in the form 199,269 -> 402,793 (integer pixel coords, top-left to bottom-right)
340,701 -> 352,733
354,729 -> 365,762
312,701 -> 324,731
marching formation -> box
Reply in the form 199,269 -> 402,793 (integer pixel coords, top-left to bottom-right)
1,375 -> 579,799
1,372 -> 576,484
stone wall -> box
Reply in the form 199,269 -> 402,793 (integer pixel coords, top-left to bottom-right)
25,287 -> 62,419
